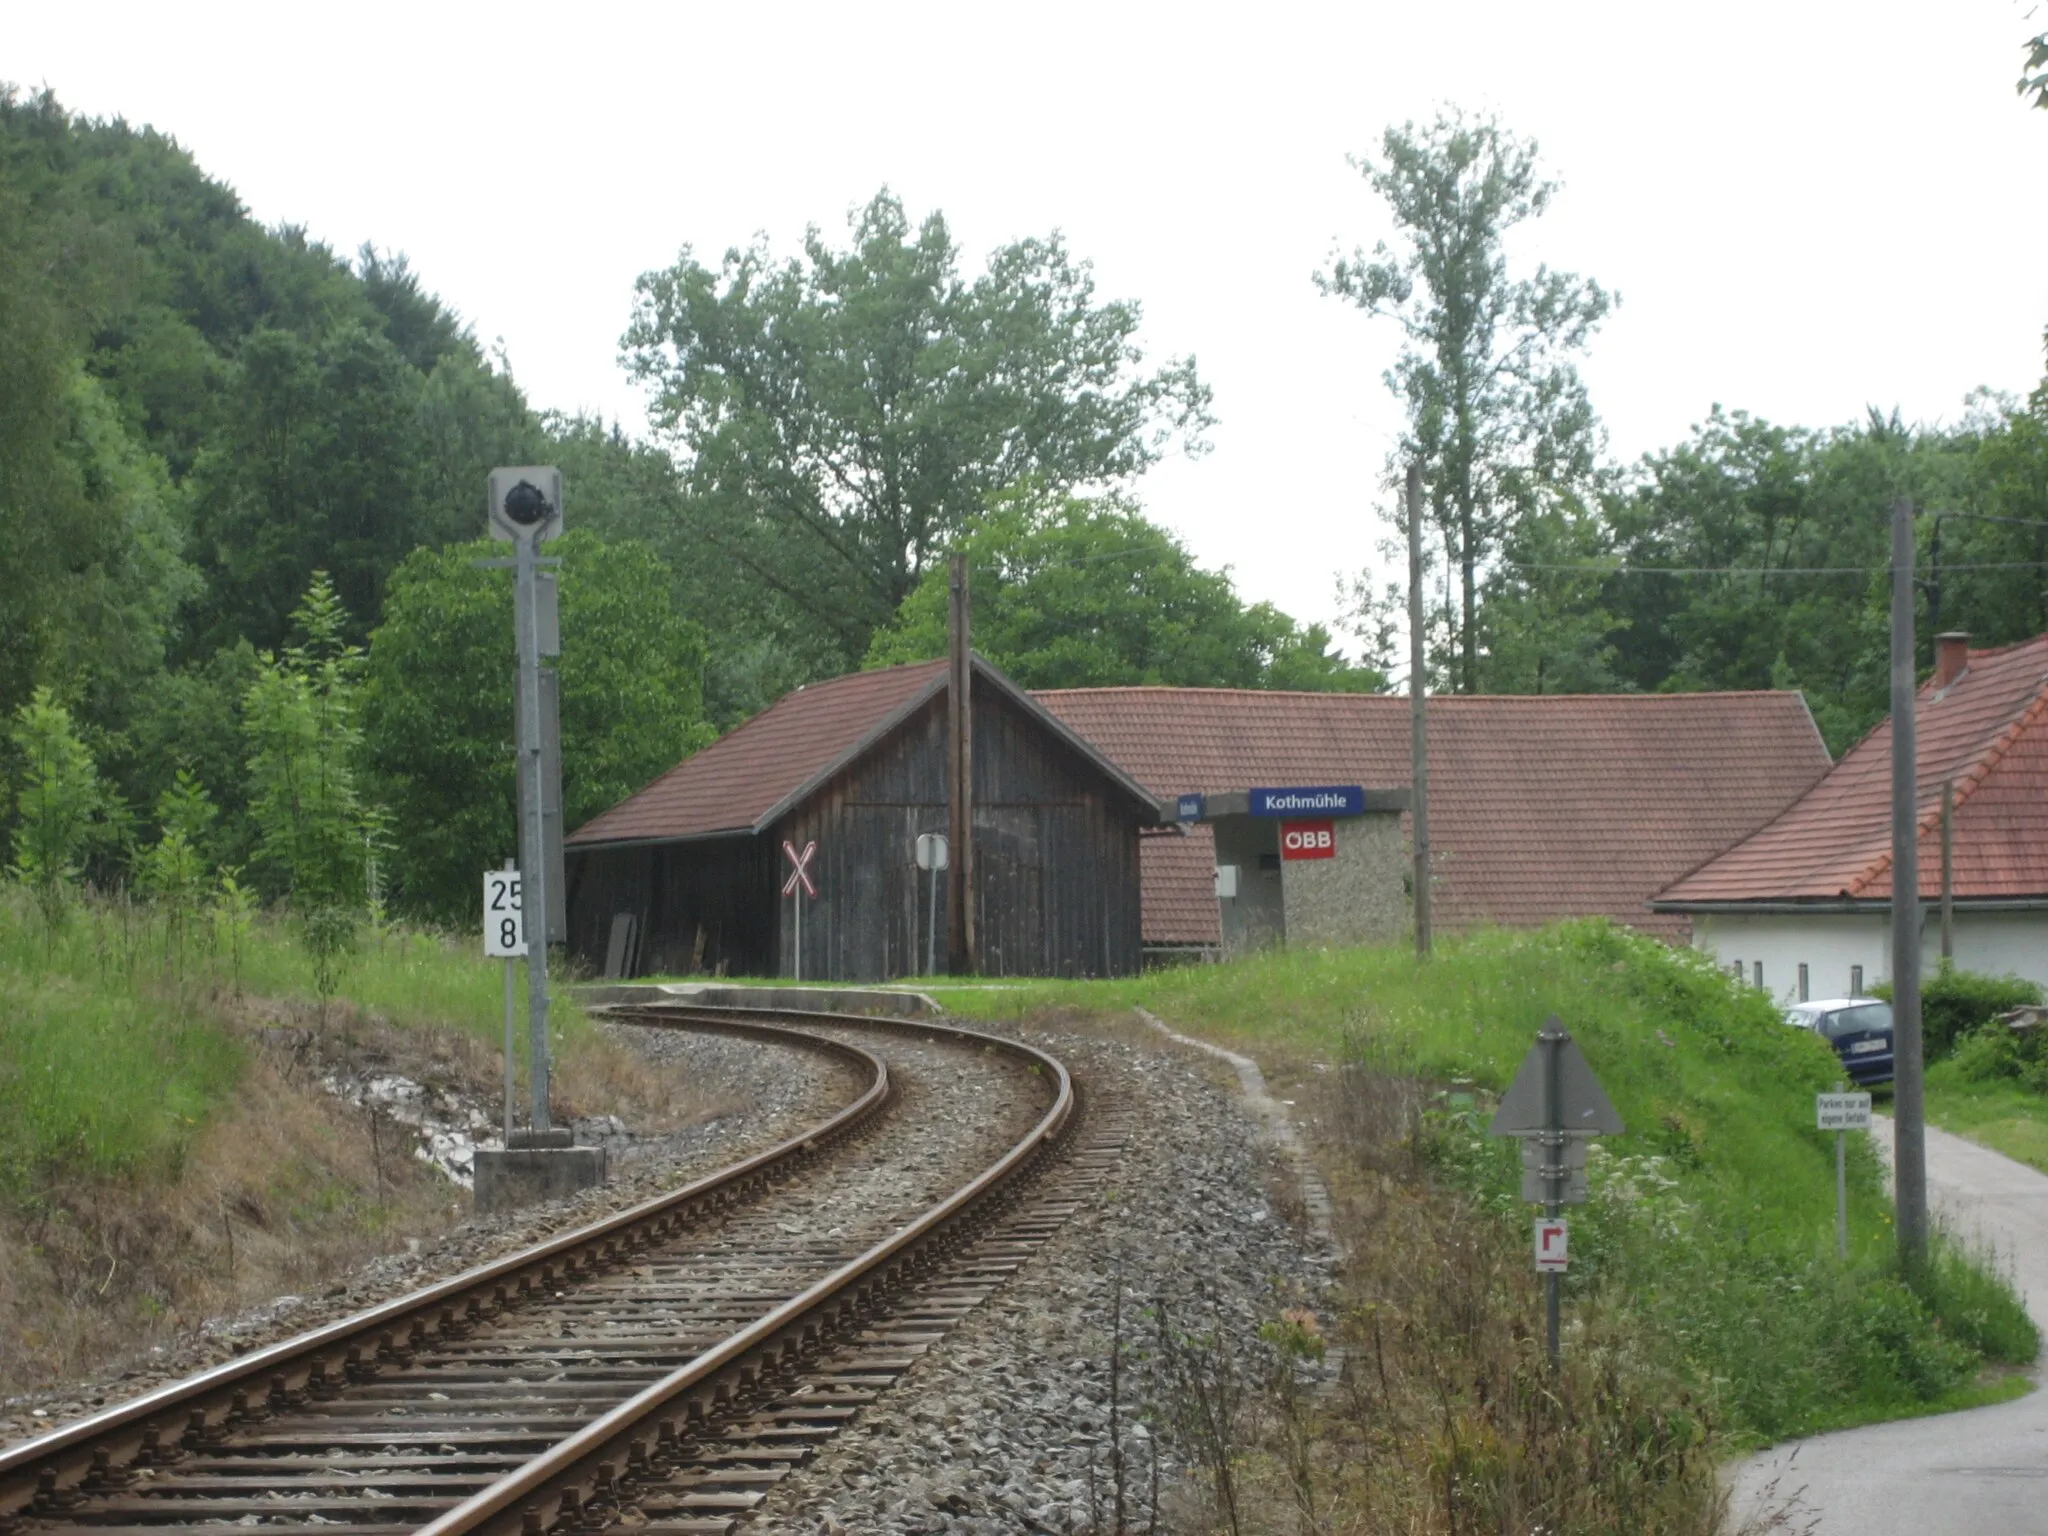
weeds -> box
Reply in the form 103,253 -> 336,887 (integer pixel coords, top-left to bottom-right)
948,925 -> 2037,1532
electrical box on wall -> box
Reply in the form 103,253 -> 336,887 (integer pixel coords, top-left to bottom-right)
1215,864 -> 1239,899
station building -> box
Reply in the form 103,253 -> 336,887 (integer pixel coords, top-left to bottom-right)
1037,684 -> 1832,962
567,662 -> 1839,981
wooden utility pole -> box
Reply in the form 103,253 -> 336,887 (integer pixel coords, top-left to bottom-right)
946,554 -> 977,974
1940,779 -> 1955,964
1407,463 -> 1432,957
1890,496 -> 1928,1274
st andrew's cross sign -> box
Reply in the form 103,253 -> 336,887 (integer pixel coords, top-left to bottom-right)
782,840 -> 818,982
781,840 -> 818,899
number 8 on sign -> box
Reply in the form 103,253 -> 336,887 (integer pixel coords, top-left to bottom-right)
484,870 -> 527,957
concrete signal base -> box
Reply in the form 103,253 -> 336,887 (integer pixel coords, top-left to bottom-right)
473,1128 -> 606,1215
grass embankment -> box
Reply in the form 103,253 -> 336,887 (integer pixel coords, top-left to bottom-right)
1909,969 -> 2048,1174
0,889 -> 665,1399
920,923 -> 2034,1529
0,896 -> 578,1193
1923,1066 -> 2048,1174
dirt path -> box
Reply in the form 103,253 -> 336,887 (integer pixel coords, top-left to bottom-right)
1728,1118 -> 2048,1533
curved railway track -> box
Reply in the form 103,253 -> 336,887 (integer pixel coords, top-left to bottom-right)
0,1004 -> 1111,1536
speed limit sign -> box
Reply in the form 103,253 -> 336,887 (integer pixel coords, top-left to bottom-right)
484,869 -> 527,957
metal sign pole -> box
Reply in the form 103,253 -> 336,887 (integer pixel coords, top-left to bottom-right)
516,533 -> 552,1132
794,884 -> 802,983
1835,1079 -> 1848,1259
928,863 -> 940,977
503,861 -> 518,1143
503,957 -> 516,1140
1543,1017 -> 1563,1368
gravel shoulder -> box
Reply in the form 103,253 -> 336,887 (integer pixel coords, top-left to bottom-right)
1727,1116 -> 2048,1534
749,1013 -> 1330,1535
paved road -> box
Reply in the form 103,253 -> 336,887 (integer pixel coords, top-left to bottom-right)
1727,1118 -> 2048,1533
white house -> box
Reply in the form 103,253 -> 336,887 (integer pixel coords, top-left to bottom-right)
1652,632 -> 2048,1001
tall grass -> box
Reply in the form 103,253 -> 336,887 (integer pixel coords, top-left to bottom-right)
935,921 -> 2038,1448
0,886 -> 579,1194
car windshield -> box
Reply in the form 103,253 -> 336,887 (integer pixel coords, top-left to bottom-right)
1822,1003 -> 1892,1040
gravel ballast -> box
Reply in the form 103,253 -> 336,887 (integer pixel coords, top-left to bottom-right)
750,1014 -> 1331,1535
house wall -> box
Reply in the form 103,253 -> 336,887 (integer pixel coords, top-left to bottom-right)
1943,913 -> 2048,988
1213,817 -> 1284,954
1692,913 -> 1890,1002
1692,909 -> 2048,1001
1282,811 -> 1410,949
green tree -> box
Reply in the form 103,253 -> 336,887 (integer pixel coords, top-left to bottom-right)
546,415 -> 842,729
362,531 -> 712,924
1320,110 -> 1612,692
865,490 -> 1382,691
1474,498 -> 1626,693
9,689 -> 102,931
1600,408 -> 1977,750
624,190 -> 1214,672
243,574 -> 382,997
135,768 -> 218,969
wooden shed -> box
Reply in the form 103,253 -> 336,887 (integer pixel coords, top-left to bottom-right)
564,656 -> 1159,981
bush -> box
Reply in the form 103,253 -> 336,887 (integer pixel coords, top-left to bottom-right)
1949,1021 -> 2048,1092
1879,965 -> 2043,1060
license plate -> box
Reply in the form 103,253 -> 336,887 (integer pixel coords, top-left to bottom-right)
1850,1039 -> 1887,1055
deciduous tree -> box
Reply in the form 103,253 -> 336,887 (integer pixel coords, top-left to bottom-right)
625,191 -> 1214,671
865,490 -> 1381,692
1320,110 -> 1611,692
243,574 -> 382,998
362,532 -> 713,924
9,690 -> 103,932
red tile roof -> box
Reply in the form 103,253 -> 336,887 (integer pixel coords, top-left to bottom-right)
568,656 -> 1160,849
568,661 -> 949,846
1656,635 -> 2048,906
1035,687 -> 1833,944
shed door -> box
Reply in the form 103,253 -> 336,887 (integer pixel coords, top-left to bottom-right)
976,809 -> 1046,978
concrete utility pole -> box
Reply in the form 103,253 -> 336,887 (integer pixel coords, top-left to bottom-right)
1940,779 -> 1955,964
1407,463 -> 1432,958
946,554 -> 977,975
1890,495 -> 1928,1273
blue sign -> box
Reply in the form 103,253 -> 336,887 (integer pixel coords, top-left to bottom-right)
1176,792 -> 1206,823
1249,785 -> 1365,818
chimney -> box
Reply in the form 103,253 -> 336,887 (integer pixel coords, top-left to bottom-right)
1934,632 -> 1970,689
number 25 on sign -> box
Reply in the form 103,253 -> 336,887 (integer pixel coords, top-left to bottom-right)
484,869 -> 527,957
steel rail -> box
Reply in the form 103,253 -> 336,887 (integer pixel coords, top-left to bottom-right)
412,1000 -> 1075,1536
0,1015 -> 888,1516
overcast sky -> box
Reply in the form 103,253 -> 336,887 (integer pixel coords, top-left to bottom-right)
12,2 -> 2047,644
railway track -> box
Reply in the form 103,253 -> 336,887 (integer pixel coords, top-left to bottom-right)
0,1004 -> 1107,1536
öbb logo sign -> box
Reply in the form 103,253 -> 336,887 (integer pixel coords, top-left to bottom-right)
1279,819 -> 1336,861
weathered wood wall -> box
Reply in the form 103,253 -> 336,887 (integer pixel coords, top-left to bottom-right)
565,835 -> 778,977
770,682 -> 1142,980
568,674 -> 1144,981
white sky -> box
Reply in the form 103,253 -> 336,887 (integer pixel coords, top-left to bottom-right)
11,2 -> 2047,646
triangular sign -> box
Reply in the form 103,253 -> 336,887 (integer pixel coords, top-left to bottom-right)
1489,1016 -> 1625,1136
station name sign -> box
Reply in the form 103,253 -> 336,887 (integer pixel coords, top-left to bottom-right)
1249,785 -> 1365,818
1176,793 -> 1206,822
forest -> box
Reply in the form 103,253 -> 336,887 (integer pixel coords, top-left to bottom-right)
2,84 -> 2045,935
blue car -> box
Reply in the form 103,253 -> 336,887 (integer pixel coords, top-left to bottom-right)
1785,998 -> 1895,1086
